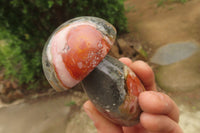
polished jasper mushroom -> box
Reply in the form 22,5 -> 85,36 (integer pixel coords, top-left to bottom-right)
42,16 -> 146,126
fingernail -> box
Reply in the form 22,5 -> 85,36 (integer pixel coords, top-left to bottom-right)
151,91 -> 165,101
119,57 -> 131,61
144,91 -> 162,98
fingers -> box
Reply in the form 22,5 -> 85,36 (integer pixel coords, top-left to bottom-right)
119,58 -> 156,91
83,100 -> 123,133
122,123 -> 146,133
130,61 -> 156,91
119,58 -> 182,132
140,113 -> 183,133
119,57 -> 133,66
139,91 -> 180,122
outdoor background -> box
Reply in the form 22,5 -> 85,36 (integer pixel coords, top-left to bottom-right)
0,0 -> 200,133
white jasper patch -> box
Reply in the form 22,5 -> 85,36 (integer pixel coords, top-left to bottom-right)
47,41 -> 52,63
124,66 -> 136,80
77,62 -> 83,69
50,25 -> 80,88
106,109 -> 110,112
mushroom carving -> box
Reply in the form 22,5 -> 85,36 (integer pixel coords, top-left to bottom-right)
42,17 -> 146,126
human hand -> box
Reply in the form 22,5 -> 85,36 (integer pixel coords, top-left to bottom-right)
83,57 -> 183,133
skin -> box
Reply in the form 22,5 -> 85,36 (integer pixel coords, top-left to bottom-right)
83,57 -> 183,133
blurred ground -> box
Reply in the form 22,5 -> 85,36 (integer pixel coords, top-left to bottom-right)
125,0 -> 200,132
0,0 -> 200,133
0,87 -> 97,133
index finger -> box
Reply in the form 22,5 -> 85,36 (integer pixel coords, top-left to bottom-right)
83,100 -> 123,133
119,58 -> 156,91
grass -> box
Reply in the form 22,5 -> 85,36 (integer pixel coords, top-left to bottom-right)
125,5 -> 136,13
124,0 -> 136,13
138,47 -> 148,59
157,0 -> 188,7
65,101 -> 76,107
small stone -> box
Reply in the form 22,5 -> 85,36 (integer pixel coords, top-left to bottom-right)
13,90 -> 24,98
118,39 -> 129,52
4,81 -> 11,89
109,45 -> 120,58
117,38 -> 137,57
0,84 -> 6,94
0,95 -> 11,103
11,81 -> 18,89
6,90 -> 24,103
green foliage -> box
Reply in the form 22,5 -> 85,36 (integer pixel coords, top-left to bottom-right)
125,5 -> 136,13
157,0 -> 188,7
0,27 -> 43,85
0,0 -> 127,89
65,101 -> 76,107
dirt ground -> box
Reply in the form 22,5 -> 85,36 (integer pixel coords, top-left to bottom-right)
124,0 -> 200,96
125,0 -> 200,48
124,0 -> 200,132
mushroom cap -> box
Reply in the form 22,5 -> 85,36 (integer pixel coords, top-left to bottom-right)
42,17 -> 116,91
